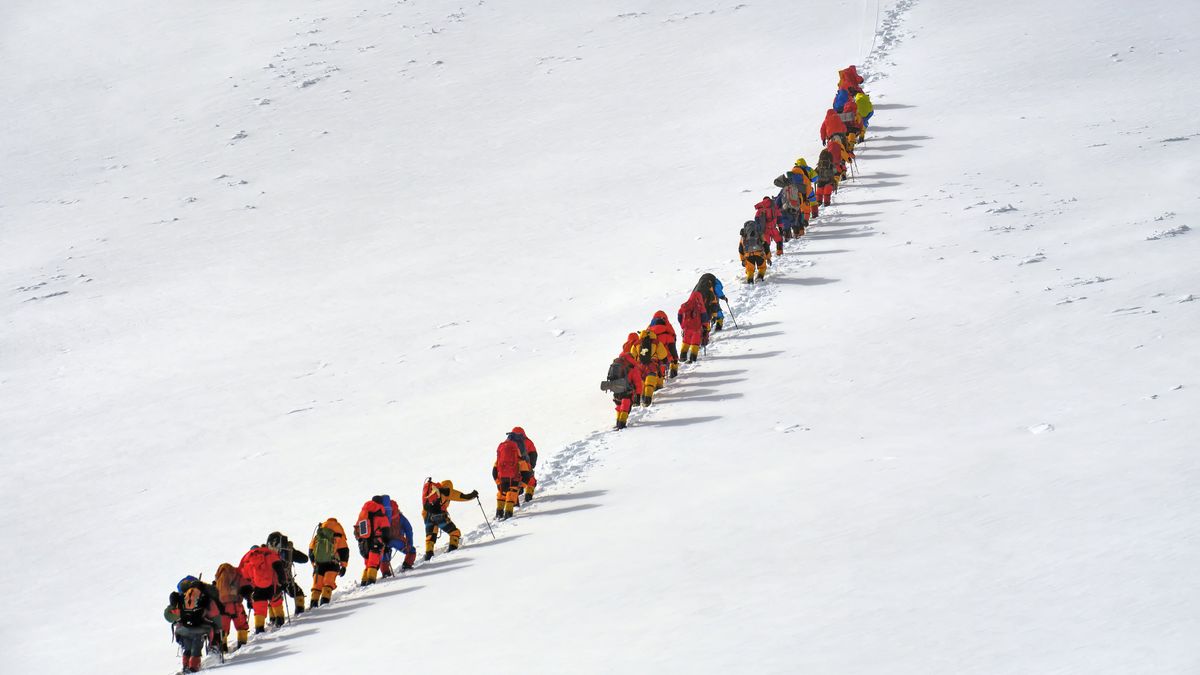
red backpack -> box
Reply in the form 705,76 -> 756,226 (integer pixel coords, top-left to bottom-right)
240,547 -> 278,587
422,480 -> 442,510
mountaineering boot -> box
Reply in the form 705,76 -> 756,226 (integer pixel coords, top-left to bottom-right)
270,602 -> 285,626
310,591 -> 321,608
669,363 -> 678,378
295,596 -> 306,614
424,551 -> 434,562
632,394 -> 642,406
237,629 -> 248,648
448,543 -> 459,552
524,491 -> 534,503
756,272 -> 765,281
319,596 -> 331,606
642,393 -> 653,407
496,507 -> 504,519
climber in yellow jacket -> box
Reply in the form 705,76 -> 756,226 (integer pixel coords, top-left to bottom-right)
421,479 -> 478,561
628,328 -> 669,406
854,91 -> 873,138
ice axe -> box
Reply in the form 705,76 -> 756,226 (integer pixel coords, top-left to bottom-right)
475,496 -> 497,540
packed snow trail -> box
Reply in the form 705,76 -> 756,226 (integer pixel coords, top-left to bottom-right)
189,107 -> 886,672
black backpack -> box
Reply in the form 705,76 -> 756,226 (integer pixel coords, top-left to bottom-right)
637,334 -> 655,365
601,358 -> 632,394
741,222 -> 764,253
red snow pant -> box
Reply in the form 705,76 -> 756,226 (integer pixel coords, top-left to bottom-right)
250,585 -> 283,628
817,184 -> 834,206
220,600 -> 249,634
614,394 -> 633,414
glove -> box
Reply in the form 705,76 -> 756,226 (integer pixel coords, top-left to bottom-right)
338,566 -> 347,577
357,539 -> 369,558
464,490 -> 479,500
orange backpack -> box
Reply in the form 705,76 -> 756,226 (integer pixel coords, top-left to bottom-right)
214,563 -> 240,603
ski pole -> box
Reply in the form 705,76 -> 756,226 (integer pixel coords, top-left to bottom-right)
475,496 -> 497,540
722,298 -> 739,328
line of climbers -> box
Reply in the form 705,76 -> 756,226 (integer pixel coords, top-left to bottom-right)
164,63 -> 876,673
603,64 -> 874,427
164,427 -> 541,672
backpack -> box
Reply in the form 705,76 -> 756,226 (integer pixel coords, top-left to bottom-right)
602,358 -> 632,395
741,224 -> 764,253
176,582 -> 211,626
182,586 -> 203,612
637,333 -> 655,365
782,183 -> 803,211
422,480 -> 441,509
510,433 -> 529,461
313,525 -> 337,564
214,564 -> 240,601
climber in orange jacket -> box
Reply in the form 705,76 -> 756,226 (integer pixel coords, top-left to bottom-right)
308,517 -> 349,606
213,563 -> 249,652
422,479 -> 478,561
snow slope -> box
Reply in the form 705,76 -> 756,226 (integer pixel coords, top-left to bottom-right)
3,0 -> 1199,673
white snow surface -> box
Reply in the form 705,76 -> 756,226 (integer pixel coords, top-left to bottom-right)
3,0 -> 1200,673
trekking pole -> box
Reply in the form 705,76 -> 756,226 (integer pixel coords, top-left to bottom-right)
475,496 -> 497,540
722,299 -> 739,329
280,579 -> 291,623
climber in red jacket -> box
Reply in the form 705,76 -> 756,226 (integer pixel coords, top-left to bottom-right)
677,291 -> 708,364
820,108 -> 848,144
756,196 -> 784,255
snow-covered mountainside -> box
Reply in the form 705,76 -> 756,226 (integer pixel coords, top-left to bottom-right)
2,0 -> 1198,673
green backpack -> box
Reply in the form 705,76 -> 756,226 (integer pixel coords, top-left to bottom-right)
313,525 -> 337,564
